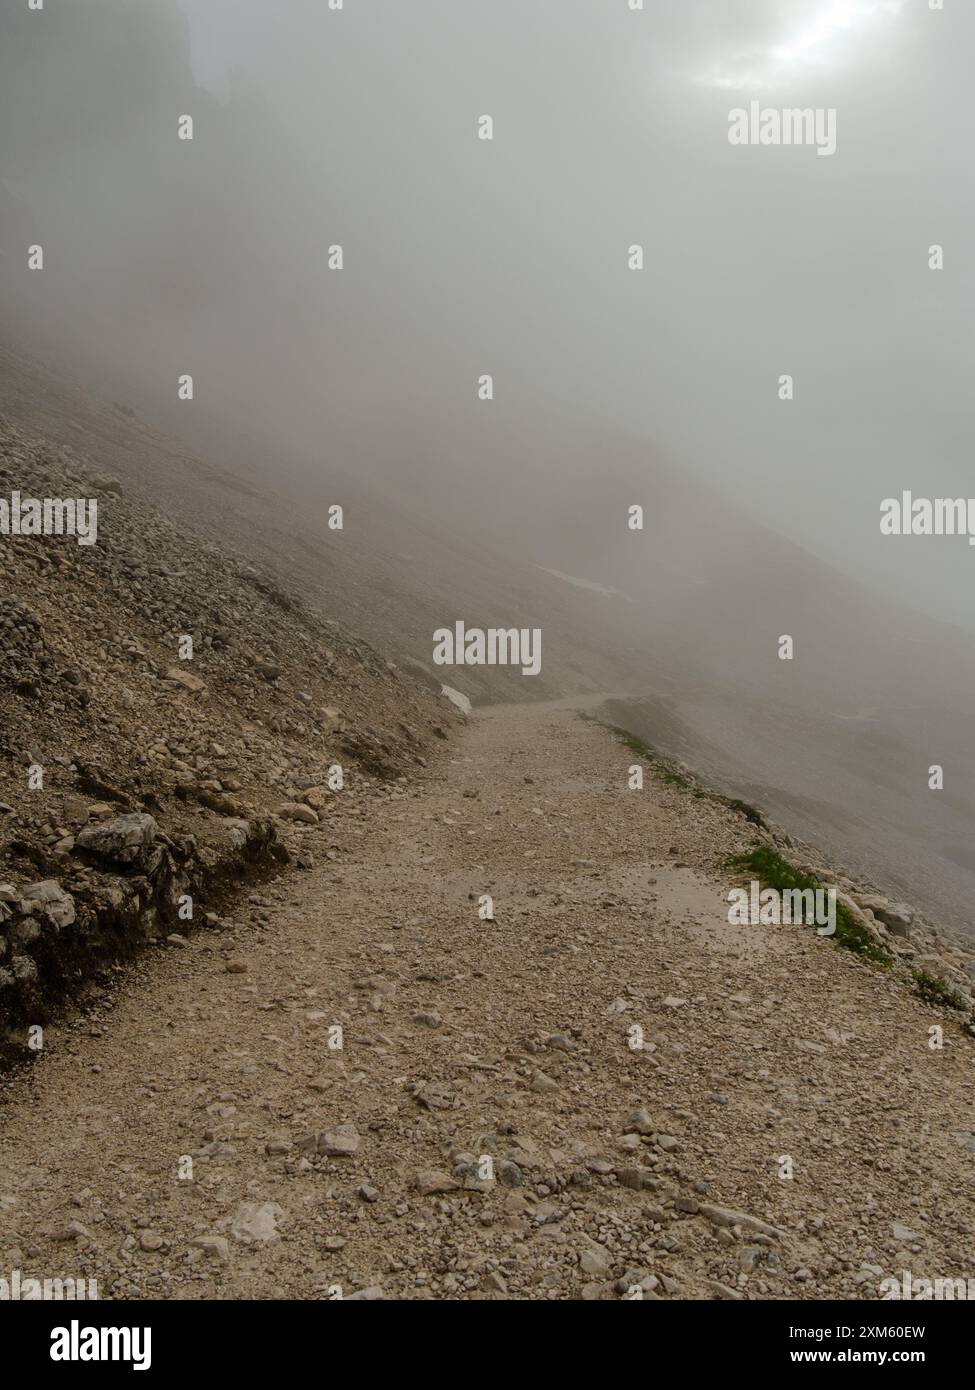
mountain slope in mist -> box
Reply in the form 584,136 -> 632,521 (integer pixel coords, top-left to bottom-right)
2,347 -> 974,942
2,0 -> 974,941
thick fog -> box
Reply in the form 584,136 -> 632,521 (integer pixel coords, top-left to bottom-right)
1,0 -> 972,626
3,0 -> 975,931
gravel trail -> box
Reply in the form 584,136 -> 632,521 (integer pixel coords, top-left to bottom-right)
2,702 -> 972,1301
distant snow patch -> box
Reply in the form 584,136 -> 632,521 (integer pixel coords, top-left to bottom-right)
534,566 -> 633,601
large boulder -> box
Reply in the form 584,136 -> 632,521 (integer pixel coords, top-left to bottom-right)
75,813 -> 160,865
858,895 -> 913,936
875,902 -> 914,937
20,880 -> 76,929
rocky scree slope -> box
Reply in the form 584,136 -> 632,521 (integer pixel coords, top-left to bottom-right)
0,417 -> 457,1050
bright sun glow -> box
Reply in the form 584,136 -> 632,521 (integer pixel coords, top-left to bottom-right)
697,0 -> 905,92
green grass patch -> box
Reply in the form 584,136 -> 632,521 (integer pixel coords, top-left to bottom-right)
911,969 -> 971,1013
727,845 -> 893,965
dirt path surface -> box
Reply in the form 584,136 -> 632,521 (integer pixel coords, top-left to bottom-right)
1,704 -> 973,1301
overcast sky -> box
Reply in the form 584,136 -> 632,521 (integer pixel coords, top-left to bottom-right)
1,1 -> 966,632
169,0 -> 974,630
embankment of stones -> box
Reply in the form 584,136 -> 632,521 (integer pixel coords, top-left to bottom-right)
0,812 -> 288,1051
